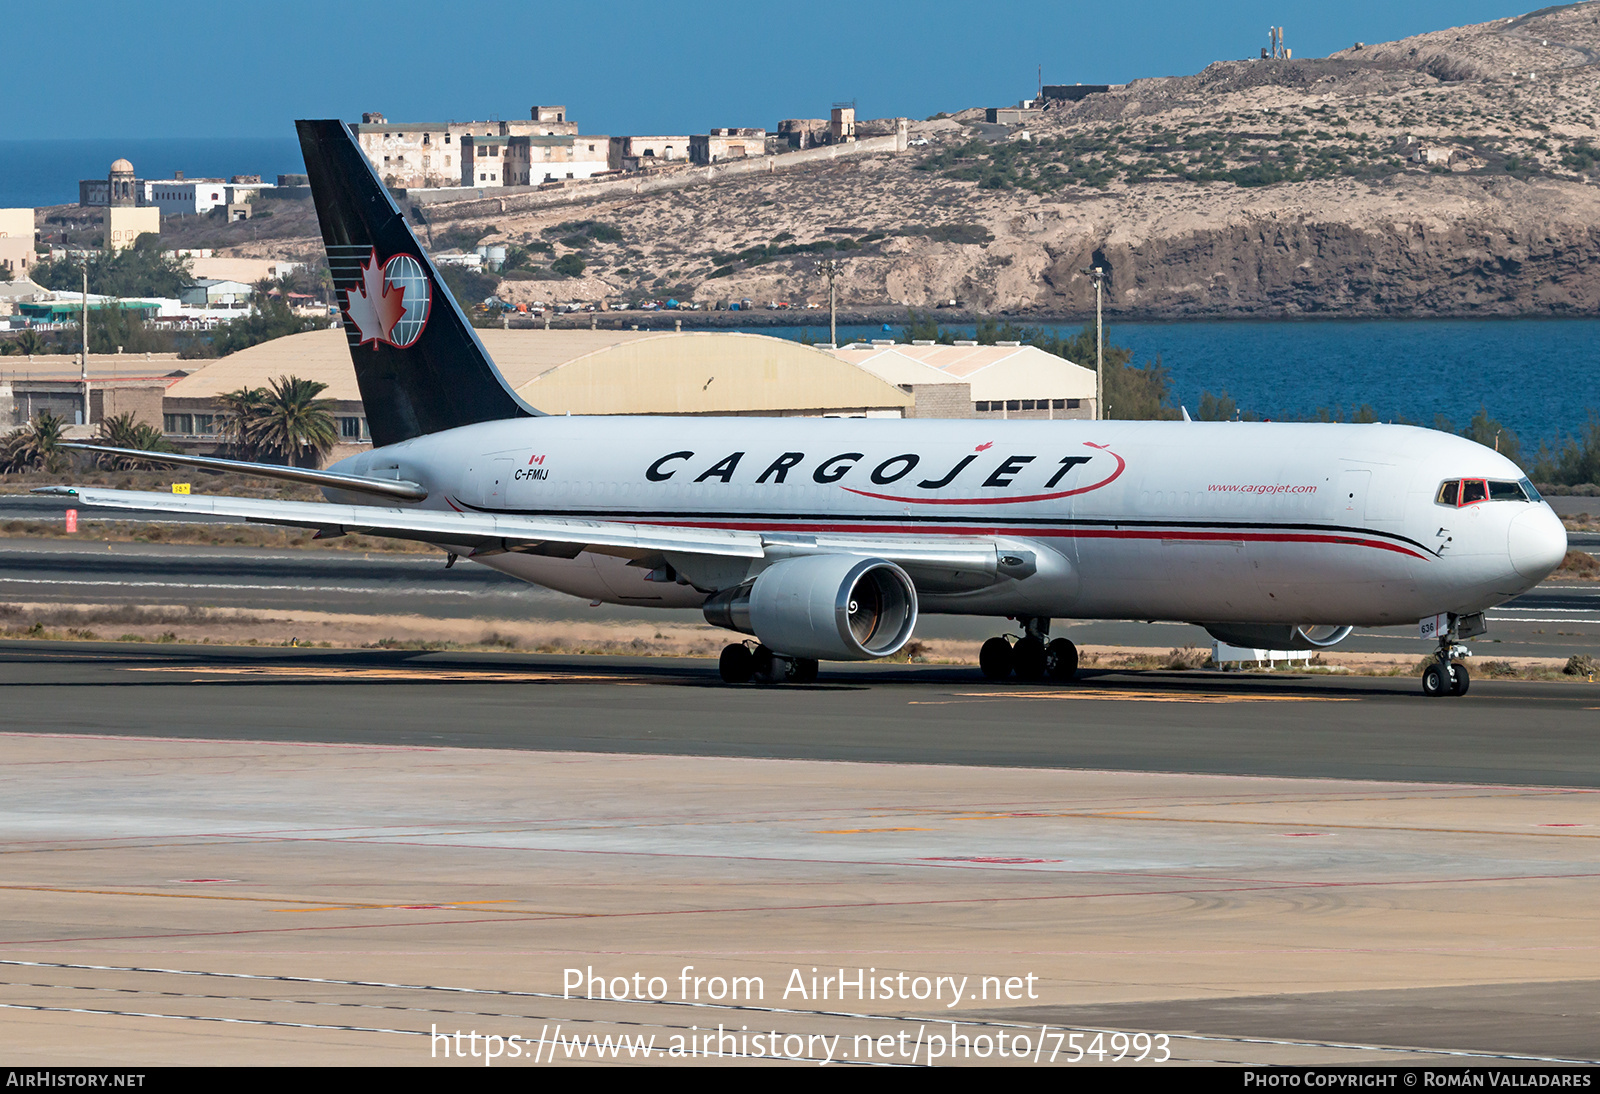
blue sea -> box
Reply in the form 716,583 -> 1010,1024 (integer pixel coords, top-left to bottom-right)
754,320 -> 1600,450
0,137 -> 305,208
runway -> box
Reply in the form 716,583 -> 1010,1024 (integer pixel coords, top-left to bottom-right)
1,535 -> 1596,657
1,641 -> 1598,784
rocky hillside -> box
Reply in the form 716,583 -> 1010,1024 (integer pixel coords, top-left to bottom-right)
229,4 -> 1600,320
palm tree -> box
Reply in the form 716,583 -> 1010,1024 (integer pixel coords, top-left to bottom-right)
0,329 -> 49,356
249,375 -> 339,468
0,427 -> 25,473
94,412 -> 176,470
0,412 -> 67,472
214,386 -> 268,461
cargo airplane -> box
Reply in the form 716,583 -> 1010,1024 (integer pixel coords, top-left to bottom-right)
48,120 -> 1569,697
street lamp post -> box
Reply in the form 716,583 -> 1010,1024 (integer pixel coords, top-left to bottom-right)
80,264 -> 90,427
1079,265 -> 1107,420
818,258 -> 841,345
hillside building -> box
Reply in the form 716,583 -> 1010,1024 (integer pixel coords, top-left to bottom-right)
354,108 -> 603,188
608,136 -> 691,172
0,209 -> 35,281
830,105 -> 856,144
777,119 -> 829,149
467,133 -> 610,186
105,206 -> 160,251
80,160 -> 271,217
690,129 -> 766,165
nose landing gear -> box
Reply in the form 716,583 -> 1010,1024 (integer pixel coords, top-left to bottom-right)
980,618 -> 1079,683
1422,613 -> 1475,697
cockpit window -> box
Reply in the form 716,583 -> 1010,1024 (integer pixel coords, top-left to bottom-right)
1436,478 -> 1533,506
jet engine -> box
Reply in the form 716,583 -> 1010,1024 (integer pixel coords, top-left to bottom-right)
702,555 -> 918,660
1201,624 -> 1354,650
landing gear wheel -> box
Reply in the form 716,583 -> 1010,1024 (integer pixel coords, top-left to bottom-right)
790,658 -> 819,684
979,637 -> 1014,681
1045,638 -> 1079,682
1449,662 -> 1470,696
750,645 -> 778,683
1421,662 -> 1449,697
719,643 -> 754,684
1013,636 -> 1048,682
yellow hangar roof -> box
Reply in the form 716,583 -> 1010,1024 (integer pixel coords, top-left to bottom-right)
165,328 -> 914,416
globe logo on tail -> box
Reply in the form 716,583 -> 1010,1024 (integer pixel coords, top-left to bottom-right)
344,249 -> 431,349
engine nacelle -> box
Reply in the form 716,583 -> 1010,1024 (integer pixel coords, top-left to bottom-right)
1202,623 -> 1354,650
702,555 -> 918,660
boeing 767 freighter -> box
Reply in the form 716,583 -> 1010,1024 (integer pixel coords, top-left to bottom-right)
47,120 -> 1569,696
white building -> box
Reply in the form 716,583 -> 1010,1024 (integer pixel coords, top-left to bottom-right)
0,208 -> 35,281
472,134 -> 611,186
144,178 -> 273,217
179,279 -> 255,307
354,108 -> 584,189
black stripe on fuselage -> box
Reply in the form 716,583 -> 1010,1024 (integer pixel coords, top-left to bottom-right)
446,501 -> 1441,558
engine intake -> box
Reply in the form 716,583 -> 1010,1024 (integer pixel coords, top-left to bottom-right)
1202,623 -> 1354,650
702,555 -> 918,660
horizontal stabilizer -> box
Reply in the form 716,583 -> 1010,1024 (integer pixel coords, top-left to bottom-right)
60,444 -> 428,501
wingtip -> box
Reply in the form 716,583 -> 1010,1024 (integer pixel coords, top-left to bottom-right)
30,486 -> 78,496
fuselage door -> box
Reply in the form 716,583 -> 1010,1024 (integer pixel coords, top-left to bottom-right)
467,456 -> 515,510
1337,469 -> 1371,526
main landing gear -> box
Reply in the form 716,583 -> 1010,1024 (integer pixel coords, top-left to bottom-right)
719,642 -> 819,685
1421,614 -> 1473,698
980,617 -> 1078,683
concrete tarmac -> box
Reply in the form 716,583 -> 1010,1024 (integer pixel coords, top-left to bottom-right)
1,722 -> 1598,1066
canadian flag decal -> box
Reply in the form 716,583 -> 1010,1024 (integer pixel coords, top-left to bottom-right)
344,249 -> 431,349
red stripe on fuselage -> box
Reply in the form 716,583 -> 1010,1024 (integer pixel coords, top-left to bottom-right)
620,518 -> 1431,560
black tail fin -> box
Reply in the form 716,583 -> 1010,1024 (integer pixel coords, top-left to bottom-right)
295,119 -> 536,448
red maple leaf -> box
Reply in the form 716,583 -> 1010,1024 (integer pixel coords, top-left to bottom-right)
343,249 -> 407,349
974,441 -> 994,452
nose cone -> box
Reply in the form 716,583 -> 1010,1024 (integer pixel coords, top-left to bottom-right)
1508,505 -> 1568,581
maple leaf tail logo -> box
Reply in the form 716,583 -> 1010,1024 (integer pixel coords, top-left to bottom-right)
343,248 -> 411,349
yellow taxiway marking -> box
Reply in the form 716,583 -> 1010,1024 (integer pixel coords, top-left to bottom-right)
277,899 -> 522,914
911,689 -> 1359,705
126,666 -> 632,684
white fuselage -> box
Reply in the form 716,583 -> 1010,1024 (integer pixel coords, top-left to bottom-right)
328,417 -> 1568,630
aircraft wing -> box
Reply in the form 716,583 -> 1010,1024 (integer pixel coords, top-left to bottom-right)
42,487 -> 764,561
36,488 -> 1009,589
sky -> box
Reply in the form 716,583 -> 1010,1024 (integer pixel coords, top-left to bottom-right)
4,0 -> 1537,140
